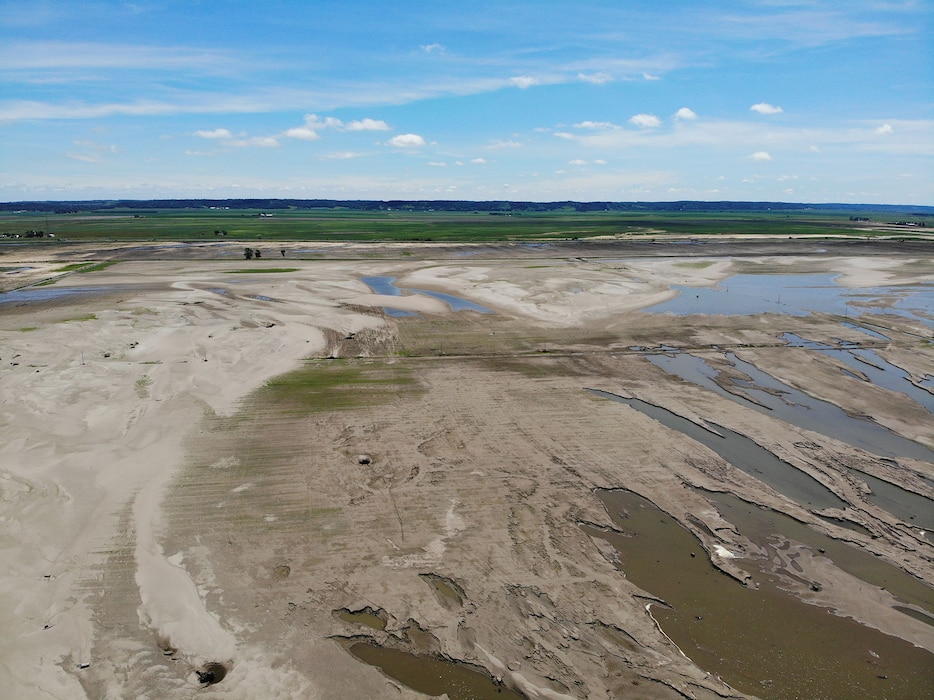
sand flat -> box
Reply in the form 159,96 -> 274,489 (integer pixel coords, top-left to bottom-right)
1,240 -> 931,698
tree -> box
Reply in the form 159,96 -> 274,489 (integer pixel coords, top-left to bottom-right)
244,247 -> 254,260
254,249 -> 262,259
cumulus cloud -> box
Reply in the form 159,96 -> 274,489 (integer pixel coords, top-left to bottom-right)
283,127 -> 319,141
304,114 -> 343,130
750,151 -> 772,161
875,123 -> 893,134
553,132 -> 575,140
427,161 -> 447,167
642,72 -> 661,81
388,133 -> 426,148
487,139 -> 522,148
510,75 -> 538,89
674,107 -> 697,120
751,102 -> 783,115
578,72 -> 613,84
421,43 -> 445,53
471,158 -> 487,164
319,151 -> 364,160
629,113 -> 661,128
194,128 -> 232,139
231,136 -> 279,148
574,120 -> 619,130
569,159 -> 587,165
345,118 -> 389,131
282,114 -> 389,140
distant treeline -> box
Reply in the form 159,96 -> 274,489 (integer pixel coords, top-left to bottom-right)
1,199 -> 931,216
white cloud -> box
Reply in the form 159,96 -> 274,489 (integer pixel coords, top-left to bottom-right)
751,102 -> 783,115
553,132 -> 576,140
304,114 -> 344,130
750,151 -> 773,161
230,136 -> 280,148
578,72 -> 613,84
487,139 -> 522,148
320,151 -> 364,160
388,133 -> 426,148
510,75 -> 538,89
630,113 -> 661,128
675,107 -> 697,120
809,145 -> 821,153
421,43 -> 445,53
283,127 -> 319,140
642,72 -> 661,81
427,161 -> 447,167
470,158 -> 487,164
569,159 -> 587,165
194,128 -> 232,139
345,118 -> 390,131
875,123 -> 893,134
574,120 -> 619,130
594,159 -> 607,165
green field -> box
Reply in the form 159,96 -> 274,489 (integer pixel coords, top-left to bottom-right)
0,206 -> 928,243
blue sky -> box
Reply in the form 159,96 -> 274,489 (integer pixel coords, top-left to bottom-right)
0,0 -> 931,203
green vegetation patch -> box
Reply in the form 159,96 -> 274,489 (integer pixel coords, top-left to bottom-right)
77,261 -> 117,273
253,361 -> 419,415
18,326 -> 39,332
63,313 -> 98,322
674,261 -> 715,269
225,268 -> 300,274
55,263 -> 93,272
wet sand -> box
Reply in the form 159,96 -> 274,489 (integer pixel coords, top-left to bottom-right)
1,239 -> 931,698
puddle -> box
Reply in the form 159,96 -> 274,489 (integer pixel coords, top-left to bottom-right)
337,608 -> 387,631
348,642 -> 525,699
643,273 -> 934,328
848,469 -> 934,537
585,489 -> 934,699
840,321 -> 889,341
646,351 -> 934,463
361,276 -> 403,296
419,573 -> 465,605
409,288 -> 493,313
782,333 -> 934,413
702,490 -> 934,621
0,285 -> 118,304
361,276 -> 493,314
589,389 -> 846,511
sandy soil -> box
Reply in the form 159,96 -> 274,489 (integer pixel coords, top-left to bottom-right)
1,239 -> 931,699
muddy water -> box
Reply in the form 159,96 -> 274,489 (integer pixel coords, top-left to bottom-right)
337,609 -> 386,631
348,642 -> 525,700
849,468 -> 934,536
782,333 -> 934,413
646,351 -> 934,463
361,275 -> 493,313
703,490 -> 934,621
589,389 -> 846,511
587,489 -> 934,700
642,272 -> 934,329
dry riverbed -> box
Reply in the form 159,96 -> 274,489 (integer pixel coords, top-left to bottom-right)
1,239 -> 931,699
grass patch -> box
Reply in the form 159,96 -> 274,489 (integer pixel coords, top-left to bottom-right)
674,261 -> 715,269
55,263 -> 93,272
18,326 -> 39,332
225,268 -> 300,274
63,313 -> 97,322
253,361 -> 419,415
77,261 -> 117,273
33,279 -> 58,286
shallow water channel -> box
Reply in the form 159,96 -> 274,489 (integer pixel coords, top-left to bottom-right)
643,272 -> 934,329
360,275 -> 493,316
586,489 -> 934,699
348,642 -> 525,700
588,389 -> 846,512
645,351 -> 934,464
